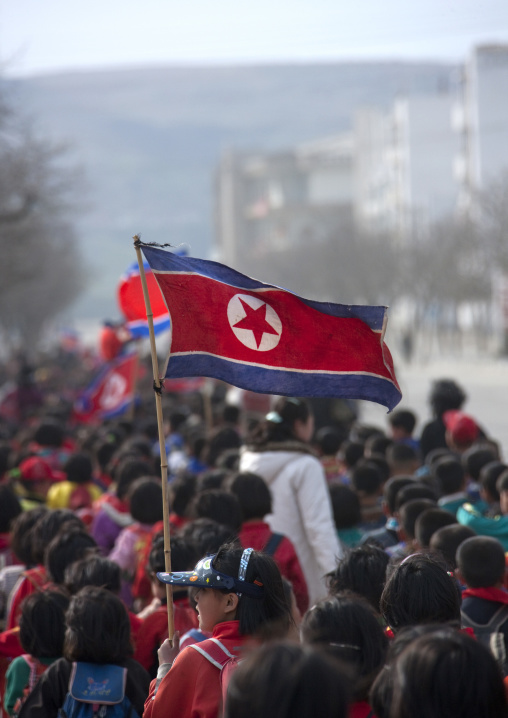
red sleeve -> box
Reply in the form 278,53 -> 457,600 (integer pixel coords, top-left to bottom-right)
143,647 -> 221,718
7,569 -> 47,631
0,627 -> 23,658
275,537 -> 310,614
0,627 -> 24,704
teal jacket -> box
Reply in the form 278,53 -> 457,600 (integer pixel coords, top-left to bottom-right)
457,504 -> 508,551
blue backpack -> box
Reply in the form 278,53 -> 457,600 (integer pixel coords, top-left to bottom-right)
58,663 -> 140,718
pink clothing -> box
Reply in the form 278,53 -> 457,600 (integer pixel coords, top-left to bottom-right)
109,522 -> 153,607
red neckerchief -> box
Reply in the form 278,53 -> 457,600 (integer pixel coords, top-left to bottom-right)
462,586 -> 508,605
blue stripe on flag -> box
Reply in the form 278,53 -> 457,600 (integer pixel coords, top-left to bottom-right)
164,354 -> 400,411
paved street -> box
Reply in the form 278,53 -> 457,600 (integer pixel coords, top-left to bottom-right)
358,357 -> 508,460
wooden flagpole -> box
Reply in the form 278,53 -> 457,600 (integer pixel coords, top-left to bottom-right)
133,235 -> 174,643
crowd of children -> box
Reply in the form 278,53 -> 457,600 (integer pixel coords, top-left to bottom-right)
0,368 -> 508,717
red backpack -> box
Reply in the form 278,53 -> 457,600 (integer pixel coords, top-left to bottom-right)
189,638 -> 241,712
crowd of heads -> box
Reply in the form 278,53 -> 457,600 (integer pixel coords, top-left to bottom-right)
0,360 -> 507,718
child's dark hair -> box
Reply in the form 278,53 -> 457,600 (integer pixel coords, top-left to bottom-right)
128,477 -> 163,525
33,420 -> 65,448
429,524 -> 476,570
225,642 -> 350,718
351,461 -> 382,496
63,452 -> 93,485
213,543 -> 290,638
463,446 -> 497,481
497,468 -> 508,494
114,457 -> 154,500
389,410 -> 416,435
390,629 -> 508,718
169,474 -> 197,517
399,499 -> 436,540
414,508 -> 457,548
249,398 -> 311,446
181,518 -> 238,556
216,450 -> 240,472
30,509 -> 85,565
149,533 -> 197,575
395,483 -> 437,512
223,404 -> 240,425
383,476 -> 414,515
64,555 -> 121,595
380,553 -> 462,632
19,589 -> 70,658
329,485 -> 361,529
93,439 -> 117,473
64,586 -> 133,663
0,486 -> 22,533
365,453 -> 390,483
229,472 -> 272,521
429,379 -> 466,417
193,489 -> 243,532
301,594 -> 388,702
456,536 -> 506,588
206,428 -> 242,468
480,461 -> 507,502
198,469 -> 230,492
432,457 -> 465,496
327,544 -> 389,613
315,427 -> 342,456
365,436 -> 393,457
45,527 -> 98,585
424,447 -> 455,468
9,506 -> 48,566
369,625 -> 444,718
386,443 -> 419,471
339,440 -> 364,469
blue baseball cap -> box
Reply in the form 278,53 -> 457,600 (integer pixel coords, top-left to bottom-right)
157,549 -> 264,598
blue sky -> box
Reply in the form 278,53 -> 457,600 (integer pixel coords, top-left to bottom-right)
1,0 -> 508,76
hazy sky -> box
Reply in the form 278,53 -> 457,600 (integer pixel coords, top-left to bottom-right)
1,0 -> 508,76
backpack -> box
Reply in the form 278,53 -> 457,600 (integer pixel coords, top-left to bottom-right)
12,655 -> 48,717
461,604 -> 508,674
58,662 -> 140,718
189,638 -> 241,710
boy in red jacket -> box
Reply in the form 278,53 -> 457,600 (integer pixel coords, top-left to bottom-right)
229,471 -> 309,613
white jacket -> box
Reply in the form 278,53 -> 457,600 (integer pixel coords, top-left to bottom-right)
239,444 -> 342,604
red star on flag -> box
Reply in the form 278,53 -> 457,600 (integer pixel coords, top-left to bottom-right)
232,299 -> 279,349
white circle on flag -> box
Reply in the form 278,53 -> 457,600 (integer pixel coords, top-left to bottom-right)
100,372 -> 127,411
227,294 -> 282,351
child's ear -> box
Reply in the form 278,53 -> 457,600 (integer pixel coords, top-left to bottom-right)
224,592 -> 239,615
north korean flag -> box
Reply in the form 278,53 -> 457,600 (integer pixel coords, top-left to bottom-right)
140,244 -> 402,410
117,260 -> 170,339
73,352 -> 138,422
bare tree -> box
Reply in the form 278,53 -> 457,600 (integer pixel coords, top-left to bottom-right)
477,171 -> 508,272
0,87 -> 85,348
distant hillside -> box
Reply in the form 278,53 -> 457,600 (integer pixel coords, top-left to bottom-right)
6,61 -> 456,319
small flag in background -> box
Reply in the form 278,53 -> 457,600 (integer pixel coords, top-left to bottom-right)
140,244 -> 402,411
117,260 -> 170,338
73,352 -> 138,422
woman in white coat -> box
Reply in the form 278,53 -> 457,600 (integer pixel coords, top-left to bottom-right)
239,397 -> 342,604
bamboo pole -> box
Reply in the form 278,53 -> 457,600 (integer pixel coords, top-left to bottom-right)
133,235 -> 174,643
